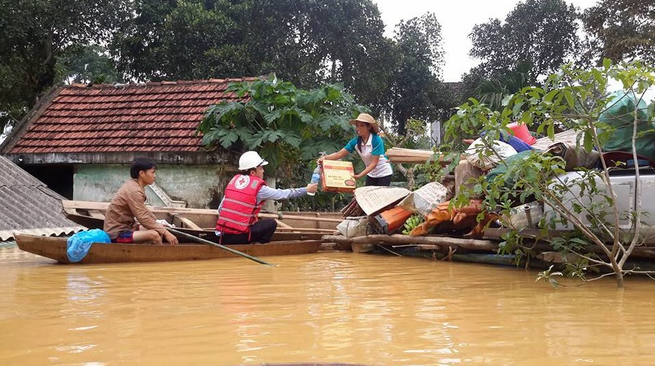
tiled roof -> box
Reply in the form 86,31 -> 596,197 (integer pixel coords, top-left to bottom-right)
0,156 -> 84,241
3,78 -> 258,154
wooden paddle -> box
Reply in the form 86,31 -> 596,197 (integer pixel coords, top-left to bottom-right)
167,228 -> 275,266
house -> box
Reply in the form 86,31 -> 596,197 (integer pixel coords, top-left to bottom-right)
0,78 -> 258,208
0,155 -> 83,241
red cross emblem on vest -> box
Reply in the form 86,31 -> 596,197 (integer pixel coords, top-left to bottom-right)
235,175 -> 250,189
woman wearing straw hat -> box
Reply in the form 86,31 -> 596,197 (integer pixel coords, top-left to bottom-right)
318,113 -> 393,186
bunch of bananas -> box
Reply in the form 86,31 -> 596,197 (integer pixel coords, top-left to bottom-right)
402,214 -> 424,235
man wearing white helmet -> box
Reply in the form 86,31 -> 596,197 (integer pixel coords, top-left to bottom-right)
215,151 -> 318,244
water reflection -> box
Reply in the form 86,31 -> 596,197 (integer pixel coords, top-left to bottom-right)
3,246 -> 655,365
65,270 -> 106,304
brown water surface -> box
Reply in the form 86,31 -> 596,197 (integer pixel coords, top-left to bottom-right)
2,245 -> 655,365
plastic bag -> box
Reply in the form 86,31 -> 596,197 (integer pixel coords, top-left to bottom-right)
66,229 -> 111,263
465,138 -> 517,170
397,182 -> 451,217
598,91 -> 655,161
336,216 -> 368,238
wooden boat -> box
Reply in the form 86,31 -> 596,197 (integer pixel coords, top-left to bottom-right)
14,233 -> 323,264
61,200 -> 341,242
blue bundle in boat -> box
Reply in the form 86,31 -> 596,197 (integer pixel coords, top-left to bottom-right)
66,229 -> 111,263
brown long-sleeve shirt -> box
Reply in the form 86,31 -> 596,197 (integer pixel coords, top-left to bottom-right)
103,179 -> 167,239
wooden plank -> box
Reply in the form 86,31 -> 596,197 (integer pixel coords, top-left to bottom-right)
63,200 -> 343,223
276,227 -> 336,233
173,215 -> 202,230
276,220 -> 293,229
271,232 -> 325,241
88,210 -> 105,220
259,213 -> 343,223
62,200 -> 110,210
169,227 -> 327,241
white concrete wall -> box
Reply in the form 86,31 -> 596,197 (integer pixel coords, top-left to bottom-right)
73,164 -> 230,208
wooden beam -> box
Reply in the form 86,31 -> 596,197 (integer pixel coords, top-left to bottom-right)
63,200 -> 343,223
276,220 -> 293,229
259,213 -> 343,223
88,210 -> 105,220
323,234 -> 500,251
172,215 -> 202,230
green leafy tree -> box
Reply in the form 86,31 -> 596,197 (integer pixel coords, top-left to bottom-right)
388,12 -> 446,135
444,60 -> 655,287
473,60 -> 533,112
315,1 -> 396,116
468,0 -> 580,83
0,0 -> 130,130
111,0 -> 449,143
583,0 -> 655,64
56,45 -> 120,85
111,0 -> 244,81
198,75 -> 367,177
111,0 -> 392,98
111,0 -> 397,136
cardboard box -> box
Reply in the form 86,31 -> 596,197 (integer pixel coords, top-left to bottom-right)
320,160 -> 356,193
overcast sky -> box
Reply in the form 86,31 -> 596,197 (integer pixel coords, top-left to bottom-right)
371,0 -> 600,82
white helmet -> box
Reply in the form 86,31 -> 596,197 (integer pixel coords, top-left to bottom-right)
238,151 -> 269,171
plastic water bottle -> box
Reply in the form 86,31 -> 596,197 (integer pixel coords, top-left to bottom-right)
307,166 -> 321,196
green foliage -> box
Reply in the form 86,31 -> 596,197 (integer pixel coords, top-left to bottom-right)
583,0 -> 655,65
112,0 -> 243,81
110,0 -> 394,98
445,59 -> 655,286
536,265 -> 565,288
198,75 -> 367,172
468,0 -> 580,83
381,117 -> 439,190
472,60 -> 533,112
388,12 -> 446,135
0,0 -> 130,130
56,45 -> 120,85
414,159 -> 446,188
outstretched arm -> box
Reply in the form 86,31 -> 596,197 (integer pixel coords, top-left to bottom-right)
257,185 -> 308,203
319,148 -> 349,163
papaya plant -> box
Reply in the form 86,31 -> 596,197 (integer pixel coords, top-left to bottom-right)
198,75 -> 368,207
198,74 -> 368,171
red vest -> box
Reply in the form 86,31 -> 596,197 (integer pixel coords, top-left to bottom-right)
216,174 -> 266,235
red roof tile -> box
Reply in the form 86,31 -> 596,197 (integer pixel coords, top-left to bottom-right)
4,78 -> 257,154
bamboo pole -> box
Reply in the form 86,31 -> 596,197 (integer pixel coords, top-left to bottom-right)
168,228 -> 275,266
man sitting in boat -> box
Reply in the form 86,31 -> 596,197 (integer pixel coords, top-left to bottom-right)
103,157 -> 179,245
215,151 -> 318,244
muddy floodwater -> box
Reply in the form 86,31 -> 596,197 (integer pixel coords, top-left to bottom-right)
2,245 -> 655,365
